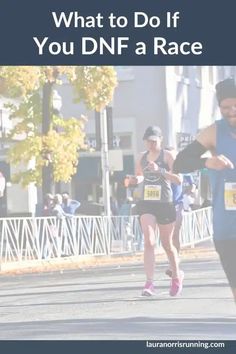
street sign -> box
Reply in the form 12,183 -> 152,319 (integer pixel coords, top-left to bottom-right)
176,132 -> 195,151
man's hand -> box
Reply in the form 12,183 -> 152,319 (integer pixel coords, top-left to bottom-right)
124,175 -> 138,187
205,155 -> 234,170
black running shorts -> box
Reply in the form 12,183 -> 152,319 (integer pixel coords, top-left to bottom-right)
214,239 -> 236,288
136,201 -> 176,225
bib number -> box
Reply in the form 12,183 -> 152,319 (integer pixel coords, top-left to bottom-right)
144,185 -> 161,201
224,182 -> 236,210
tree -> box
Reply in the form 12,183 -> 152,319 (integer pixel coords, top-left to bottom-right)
0,66 -> 117,186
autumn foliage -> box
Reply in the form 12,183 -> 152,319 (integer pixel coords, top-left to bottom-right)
0,66 -> 117,186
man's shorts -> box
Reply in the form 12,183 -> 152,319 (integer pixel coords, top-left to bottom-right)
136,201 -> 176,225
214,239 -> 236,288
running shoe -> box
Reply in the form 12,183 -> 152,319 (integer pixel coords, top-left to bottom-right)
169,271 -> 184,297
142,281 -> 155,296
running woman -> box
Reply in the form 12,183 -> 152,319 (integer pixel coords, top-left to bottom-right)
128,126 -> 184,296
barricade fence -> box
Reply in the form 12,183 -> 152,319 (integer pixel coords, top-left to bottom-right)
0,207 -> 213,265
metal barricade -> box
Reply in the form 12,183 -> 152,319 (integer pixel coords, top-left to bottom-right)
0,207 -> 213,265
180,207 -> 213,247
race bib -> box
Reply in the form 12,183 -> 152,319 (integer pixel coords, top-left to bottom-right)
224,182 -> 236,210
144,185 -> 161,201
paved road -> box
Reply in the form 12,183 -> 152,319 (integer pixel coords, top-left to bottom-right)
0,258 -> 235,340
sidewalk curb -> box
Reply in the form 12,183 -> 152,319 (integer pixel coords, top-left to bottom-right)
0,246 -> 218,276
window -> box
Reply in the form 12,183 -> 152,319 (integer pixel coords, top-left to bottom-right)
118,135 -> 132,149
223,66 -> 236,79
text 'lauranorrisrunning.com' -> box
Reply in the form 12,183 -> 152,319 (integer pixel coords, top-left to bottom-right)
146,341 -> 225,350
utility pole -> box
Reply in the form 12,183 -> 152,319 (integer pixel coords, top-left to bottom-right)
42,81 -> 53,198
100,108 -> 111,217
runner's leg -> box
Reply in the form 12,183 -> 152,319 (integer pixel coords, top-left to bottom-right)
140,213 -> 157,282
172,203 -> 184,254
159,222 -> 180,279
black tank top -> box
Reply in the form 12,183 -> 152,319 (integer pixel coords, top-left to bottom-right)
140,150 -> 173,203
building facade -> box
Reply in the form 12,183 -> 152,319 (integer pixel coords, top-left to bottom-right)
0,66 -> 235,215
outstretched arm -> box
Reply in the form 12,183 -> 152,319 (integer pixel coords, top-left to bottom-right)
174,123 -> 234,173
173,124 -> 216,173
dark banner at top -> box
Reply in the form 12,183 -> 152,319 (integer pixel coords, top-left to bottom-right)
0,0 -> 235,65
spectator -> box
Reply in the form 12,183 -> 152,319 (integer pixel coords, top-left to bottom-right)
119,197 -> 136,216
182,174 -> 197,211
52,194 -> 72,218
110,196 -> 119,216
51,194 -> 73,257
35,193 -> 54,217
182,192 -> 195,212
62,192 -> 80,215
